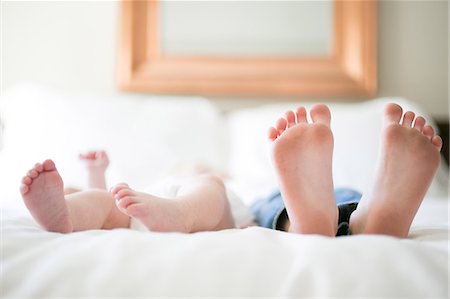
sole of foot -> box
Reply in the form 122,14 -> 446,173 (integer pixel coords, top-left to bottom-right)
20,159 -> 73,233
268,104 -> 338,236
349,103 -> 442,238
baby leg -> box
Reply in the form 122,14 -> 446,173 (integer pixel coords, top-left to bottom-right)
21,160 -> 129,233
111,174 -> 235,233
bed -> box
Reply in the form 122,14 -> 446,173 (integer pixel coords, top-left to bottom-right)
1,84 -> 449,298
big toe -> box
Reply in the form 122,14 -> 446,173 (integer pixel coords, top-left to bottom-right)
384,103 -> 403,125
310,104 -> 331,126
42,159 -> 57,171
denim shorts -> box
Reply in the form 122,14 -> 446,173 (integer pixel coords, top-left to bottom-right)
250,188 -> 361,236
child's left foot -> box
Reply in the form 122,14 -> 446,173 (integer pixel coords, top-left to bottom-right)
350,103 -> 442,237
111,183 -> 191,232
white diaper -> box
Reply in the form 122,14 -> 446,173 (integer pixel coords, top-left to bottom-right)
129,176 -> 255,231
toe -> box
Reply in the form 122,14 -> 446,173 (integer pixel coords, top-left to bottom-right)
432,135 -> 443,151
285,111 -> 296,127
22,176 -> 32,185
115,188 -> 135,200
276,118 -> 288,135
413,116 -> 426,132
110,183 -> 130,195
422,125 -> 434,141
27,169 -> 39,179
268,127 -> 278,142
20,184 -> 29,195
402,111 -> 415,127
116,196 -> 136,210
34,163 -> 44,173
310,104 -> 331,126
296,106 -> 307,123
42,159 -> 57,171
384,103 -> 403,125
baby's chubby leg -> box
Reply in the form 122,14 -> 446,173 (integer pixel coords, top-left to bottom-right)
21,160 -> 129,232
111,174 -> 235,233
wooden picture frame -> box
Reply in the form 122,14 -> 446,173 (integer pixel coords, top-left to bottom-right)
118,0 -> 377,97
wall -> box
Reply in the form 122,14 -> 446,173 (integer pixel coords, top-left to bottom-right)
2,1 -> 118,93
1,1 -> 448,118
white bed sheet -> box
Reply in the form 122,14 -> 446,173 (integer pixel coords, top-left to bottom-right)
2,197 -> 448,298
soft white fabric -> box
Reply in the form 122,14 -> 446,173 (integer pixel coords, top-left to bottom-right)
2,198 -> 448,298
1,85 -> 449,297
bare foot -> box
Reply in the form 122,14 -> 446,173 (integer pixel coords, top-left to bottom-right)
268,105 -> 338,236
79,150 -> 109,189
20,160 -> 73,233
111,183 -> 191,233
350,103 -> 443,238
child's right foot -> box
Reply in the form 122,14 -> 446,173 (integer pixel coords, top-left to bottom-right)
20,160 -> 73,233
268,105 -> 338,236
350,103 -> 442,238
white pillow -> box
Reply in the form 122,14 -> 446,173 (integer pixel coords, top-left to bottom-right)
227,98 -> 449,205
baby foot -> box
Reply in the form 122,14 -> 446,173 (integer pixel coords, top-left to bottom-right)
350,103 -> 442,237
268,105 -> 338,236
111,183 -> 191,232
79,150 -> 109,173
20,160 -> 73,233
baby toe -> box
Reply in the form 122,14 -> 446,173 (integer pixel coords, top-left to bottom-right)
42,159 -> 57,171
34,163 -> 44,173
116,196 -> 136,210
22,176 -> 32,185
110,183 -> 130,195
115,188 -> 135,200
20,184 -> 29,195
27,169 -> 39,179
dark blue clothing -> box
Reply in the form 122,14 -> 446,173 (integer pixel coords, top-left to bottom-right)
250,188 -> 362,236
